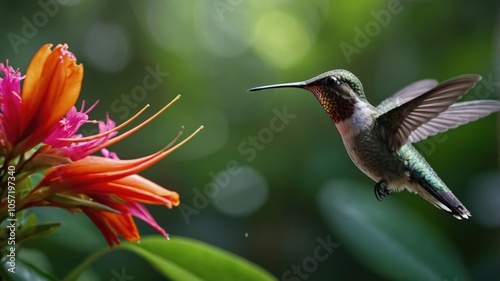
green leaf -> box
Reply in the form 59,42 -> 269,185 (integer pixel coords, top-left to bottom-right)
121,236 -> 277,281
20,213 -> 37,229
0,258 -> 59,281
317,179 -> 467,281
0,215 -> 60,248
28,172 -> 44,188
64,236 -> 277,281
23,147 -> 71,173
17,222 -> 61,244
47,193 -> 120,213
15,174 -> 34,195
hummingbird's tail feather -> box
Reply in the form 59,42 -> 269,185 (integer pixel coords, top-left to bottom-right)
414,177 -> 471,219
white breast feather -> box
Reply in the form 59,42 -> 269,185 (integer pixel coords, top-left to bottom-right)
336,98 -> 376,139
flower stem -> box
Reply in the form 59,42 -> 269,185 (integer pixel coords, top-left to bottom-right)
62,246 -> 113,281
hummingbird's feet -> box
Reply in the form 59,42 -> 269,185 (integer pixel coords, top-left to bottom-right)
374,180 -> 390,201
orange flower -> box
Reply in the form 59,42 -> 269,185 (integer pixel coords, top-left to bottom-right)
22,127 -> 201,247
7,44 -> 83,157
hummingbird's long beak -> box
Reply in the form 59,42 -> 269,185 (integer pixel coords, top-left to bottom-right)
248,81 -> 307,92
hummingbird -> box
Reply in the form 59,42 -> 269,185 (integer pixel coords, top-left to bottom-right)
249,69 -> 500,219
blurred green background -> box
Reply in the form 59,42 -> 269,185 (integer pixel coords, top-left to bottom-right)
1,0 -> 500,280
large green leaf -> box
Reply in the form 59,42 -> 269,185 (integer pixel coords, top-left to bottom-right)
317,179 -> 467,281
64,236 -> 277,281
122,236 -> 277,281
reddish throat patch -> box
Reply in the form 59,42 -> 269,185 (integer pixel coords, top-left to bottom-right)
308,85 -> 356,123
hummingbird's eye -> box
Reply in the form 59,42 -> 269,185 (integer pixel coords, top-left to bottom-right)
325,76 -> 341,86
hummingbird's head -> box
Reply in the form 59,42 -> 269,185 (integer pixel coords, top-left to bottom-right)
249,69 -> 367,123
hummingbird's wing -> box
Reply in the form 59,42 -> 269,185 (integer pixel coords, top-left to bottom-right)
407,100 -> 500,143
377,74 -> 481,151
377,79 -> 438,113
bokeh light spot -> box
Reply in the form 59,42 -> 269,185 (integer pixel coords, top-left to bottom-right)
252,11 -> 312,69
194,1 -> 252,58
212,166 -> 268,217
84,22 -> 131,72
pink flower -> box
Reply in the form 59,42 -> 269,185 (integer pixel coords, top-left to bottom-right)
44,101 -> 118,161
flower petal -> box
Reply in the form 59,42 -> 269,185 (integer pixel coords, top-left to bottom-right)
82,208 -> 136,247
0,62 -> 24,149
127,201 -> 168,238
14,44 -> 83,154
